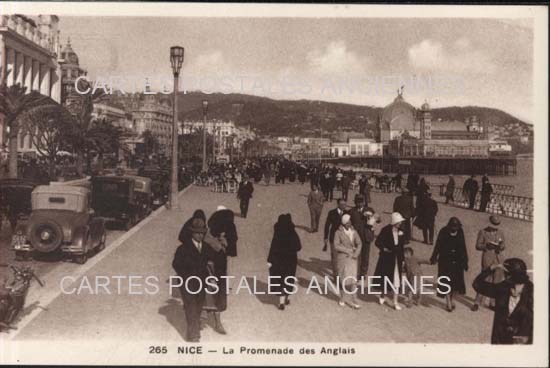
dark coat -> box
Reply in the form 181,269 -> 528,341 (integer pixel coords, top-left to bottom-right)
172,238 -> 216,296
237,181 -> 254,200
414,196 -> 438,230
268,215 -> 302,295
324,208 -> 345,243
473,269 -> 533,344
374,224 -> 405,284
349,206 -> 367,244
393,194 -> 415,219
463,178 -> 479,194
430,226 -> 468,295
208,209 -> 238,257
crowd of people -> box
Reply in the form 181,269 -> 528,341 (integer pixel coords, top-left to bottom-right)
170,158 -> 532,345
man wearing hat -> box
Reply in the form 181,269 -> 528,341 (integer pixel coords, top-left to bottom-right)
472,258 -> 533,344
172,218 -> 218,342
237,175 -> 254,218
393,188 -> 415,243
471,215 -> 506,311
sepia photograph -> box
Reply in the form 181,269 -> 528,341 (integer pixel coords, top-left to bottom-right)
0,2 -> 548,366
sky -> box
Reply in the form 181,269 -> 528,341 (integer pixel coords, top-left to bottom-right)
58,17 -> 534,122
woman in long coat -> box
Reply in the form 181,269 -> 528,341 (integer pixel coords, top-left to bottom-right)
472,258 -> 533,344
204,206 -> 238,334
430,217 -> 469,312
267,214 -> 302,310
445,175 -> 455,204
333,214 -> 362,309
374,212 -> 407,310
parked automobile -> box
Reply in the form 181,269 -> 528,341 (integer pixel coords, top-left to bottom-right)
11,185 -> 106,264
0,179 -> 40,231
137,166 -> 169,209
91,176 -> 139,230
124,175 -> 153,220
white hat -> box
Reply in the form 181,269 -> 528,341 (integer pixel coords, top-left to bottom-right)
341,214 -> 351,225
391,212 -> 406,225
217,205 -> 227,211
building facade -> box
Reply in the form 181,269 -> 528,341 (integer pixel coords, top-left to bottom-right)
58,38 -> 87,105
0,14 -> 62,155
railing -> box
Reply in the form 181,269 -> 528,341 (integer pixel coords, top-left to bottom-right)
438,183 -> 515,196
443,187 -> 533,221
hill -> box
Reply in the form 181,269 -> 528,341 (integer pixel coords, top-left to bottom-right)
175,91 -> 529,136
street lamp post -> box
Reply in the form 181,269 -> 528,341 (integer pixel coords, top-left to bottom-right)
212,120 -> 216,164
169,46 -> 184,210
202,100 -> 208,172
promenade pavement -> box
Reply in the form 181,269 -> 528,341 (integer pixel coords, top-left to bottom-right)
10,181 -> 533,343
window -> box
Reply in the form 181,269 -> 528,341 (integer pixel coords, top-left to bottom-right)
49,197 -> 66,204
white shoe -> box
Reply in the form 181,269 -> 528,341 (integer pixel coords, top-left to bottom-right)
378,297 -> 386,305
351,303 -> 361,309
394,303 -> 402,311
338,301 -> 345,307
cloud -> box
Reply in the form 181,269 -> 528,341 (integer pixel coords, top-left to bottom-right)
307,41 -> 368,77
408,38 -> 496,74
188,50 -> 231,75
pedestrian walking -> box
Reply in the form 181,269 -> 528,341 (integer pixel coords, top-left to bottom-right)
392,189 -> 415,243
307,184 -> 325,233
178,209 -> 206,243
374,212 -> 407,310
471,215 -> 506,311
403,247 -> 430,307
333,214 -> 362,309
445,174 -> 456,204
479,176 -> 493,212
172,218 -> 219,342
267,214 -> 302,310
349,195 -> 372,278
413,191 -> 438,245
463,175 -> 479,210
237,176 -> 254,218
323,199 -> 347,277
430,217 -> 469,312
472,258 -> 533,344
341,173 -> 350,201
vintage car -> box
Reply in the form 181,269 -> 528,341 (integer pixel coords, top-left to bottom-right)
91,176 -> 139,230
11,185 -> 106,264
0,179 -> 40,231
123,175 -> 153,220
137,166 -> 169,208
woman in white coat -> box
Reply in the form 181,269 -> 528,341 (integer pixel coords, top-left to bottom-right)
333,214 -> 363,309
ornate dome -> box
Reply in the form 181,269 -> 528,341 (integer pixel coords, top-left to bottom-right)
60,38 -> 79,65
421,101 -> 430,111
381,93 -> 416,131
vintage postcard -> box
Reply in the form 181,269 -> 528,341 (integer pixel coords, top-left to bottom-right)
0,2 -> 548,366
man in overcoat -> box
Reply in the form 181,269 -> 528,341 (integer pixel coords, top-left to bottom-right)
172,218 -> 217,342
393,189 -> 415,243
237,176 -> 254,218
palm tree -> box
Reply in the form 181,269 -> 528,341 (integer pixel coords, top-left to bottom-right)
64,78 -> 104,176
0,67 -> 57,178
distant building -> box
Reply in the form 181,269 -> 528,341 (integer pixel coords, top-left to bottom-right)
0,14 -> 62,156
58,38 -> 87,105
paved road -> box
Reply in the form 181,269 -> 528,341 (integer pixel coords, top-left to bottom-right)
7,182 -> 533,342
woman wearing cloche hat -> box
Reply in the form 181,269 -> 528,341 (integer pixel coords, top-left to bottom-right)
373,212 -> 407,310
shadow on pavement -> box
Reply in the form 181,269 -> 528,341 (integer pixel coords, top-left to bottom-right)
158,298 -> 187,340
297,257 -> 333,279
297,276 -> 339,302
245,277 -> 277,308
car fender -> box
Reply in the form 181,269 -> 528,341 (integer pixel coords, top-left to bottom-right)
71,226 -> 89,251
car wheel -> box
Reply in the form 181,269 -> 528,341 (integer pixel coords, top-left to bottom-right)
29,220 -> 63,253
74,253 -> 88,264
97,231 -> 107,252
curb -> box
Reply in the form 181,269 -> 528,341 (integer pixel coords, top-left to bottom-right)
6,185 -> 194,341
